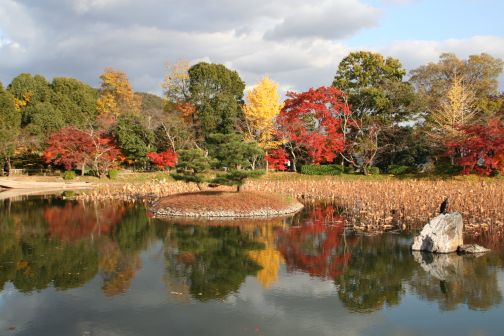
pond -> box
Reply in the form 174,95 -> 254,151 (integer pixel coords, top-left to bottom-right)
1,196 -> 503,336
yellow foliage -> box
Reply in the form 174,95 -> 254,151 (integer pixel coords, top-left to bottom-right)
429,76 -> 477,143
243,76 -> 284,150
14,91 -> 33,110
97,67 -> 142,117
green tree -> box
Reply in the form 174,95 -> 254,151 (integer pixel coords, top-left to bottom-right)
0,82 -> 21,175
51,77 -> 98,127
206,133 -> 264,192
113,113 -> 155,167
410,53 -> 504,120
188,62 -> 245,141
171,149 -> 212,190
333,51 -> 416,174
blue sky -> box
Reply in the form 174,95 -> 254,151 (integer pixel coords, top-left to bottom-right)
0,0 -> 503,93
352,0 -> 504,45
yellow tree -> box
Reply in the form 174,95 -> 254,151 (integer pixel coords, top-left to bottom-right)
96,68 -> 142,117
428,76 -> 477,146
243,76 -> 283,151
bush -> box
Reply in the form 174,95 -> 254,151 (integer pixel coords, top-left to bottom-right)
301,164 -> 343,176
367,166 -> 380,175
344,165 -> 355,174
108,169 -> 119,180
63,170 -> 76,180
435,162 -> 462,175
388,165 -> 413,175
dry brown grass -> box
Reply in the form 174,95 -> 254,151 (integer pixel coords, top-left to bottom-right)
77,176 -> 504,241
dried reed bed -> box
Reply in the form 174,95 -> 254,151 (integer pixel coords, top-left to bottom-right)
77,176 -> 504,240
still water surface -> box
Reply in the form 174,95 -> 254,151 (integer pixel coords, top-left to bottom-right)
1,196 -> 503,335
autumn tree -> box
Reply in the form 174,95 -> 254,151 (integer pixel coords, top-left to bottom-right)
427,77 -> 477,155
96,68 -> 142,118
410,53 -> 504,120
188,62 -> 245,141
0,82 -> 21,175
242,76 -> 283,150
147,149 -> 177,170
276,86 -> 350,171
447,116 -> 504,175
333,51 -> 416,174
44,127 -> 122,177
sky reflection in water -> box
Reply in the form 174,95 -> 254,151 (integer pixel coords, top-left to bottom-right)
0,196 -> 503,336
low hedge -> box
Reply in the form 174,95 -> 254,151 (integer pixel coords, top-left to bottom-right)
301,164 -> 343,176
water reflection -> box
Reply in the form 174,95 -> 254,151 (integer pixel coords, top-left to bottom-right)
0,197 -> 503,315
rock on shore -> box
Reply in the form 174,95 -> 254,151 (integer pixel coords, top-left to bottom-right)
411,212 -> 464,253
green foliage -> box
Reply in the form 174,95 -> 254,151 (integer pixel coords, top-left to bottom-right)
51,77 -> 98,126
301,164 -> 343,176
188,62 -> 245,140
63,170 -> 77,180
435,162 -> 463,175
207,133 -> 263,169
387,165 -> 412,175
0,83 -> 21,164
113,113 -> 155,166
367,166 -> 380,175
211,169 -> 264,192
171,149 -> 211,189
108,169 -> 119,180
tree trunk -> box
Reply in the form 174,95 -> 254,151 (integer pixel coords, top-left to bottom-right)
237,185 -> 241,192
6,158 -> 11,177
81,162 -> 85,176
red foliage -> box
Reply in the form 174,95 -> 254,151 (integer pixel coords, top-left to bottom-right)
275,205 -> 352,280
447,117 -> 504,175
44,202 -> 126,241
44,127 -> 122,175
43,128 -> 93,170
276,86 -> 350,164
147,150 -> 177,169
265,148 -> 289,171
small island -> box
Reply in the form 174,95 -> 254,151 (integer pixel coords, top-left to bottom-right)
152,191 -> 303,218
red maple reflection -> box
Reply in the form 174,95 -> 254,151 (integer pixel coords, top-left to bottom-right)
44,202 -> 126,241
276,205 -> 352,280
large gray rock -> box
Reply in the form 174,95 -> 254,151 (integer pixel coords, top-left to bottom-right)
411,212 -> 463,253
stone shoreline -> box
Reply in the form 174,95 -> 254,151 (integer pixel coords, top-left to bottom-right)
152,201 -> 304,219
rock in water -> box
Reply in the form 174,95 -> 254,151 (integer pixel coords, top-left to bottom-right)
457,244 -> 490,254
411,212 -> 463,253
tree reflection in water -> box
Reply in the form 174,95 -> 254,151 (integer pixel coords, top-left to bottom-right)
0,198 -> 503,312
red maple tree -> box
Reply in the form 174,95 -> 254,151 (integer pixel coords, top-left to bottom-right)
147,149 -> 177,169
447,116 -> 504,175
44,127 -> 122,176
265,148 -> 289,171
276,86 -> 350,165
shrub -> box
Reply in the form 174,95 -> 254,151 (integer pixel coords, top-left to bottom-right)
388,165 -> 412,175
344,166 -> 355,174
367,166 -> 380,175
301,164 -> 343,176
63,170 -> 76,180
108,169 -> 119,180
435,163 -> 462,175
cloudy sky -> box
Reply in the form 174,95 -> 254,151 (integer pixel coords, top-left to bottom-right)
1,0 -> 503,95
